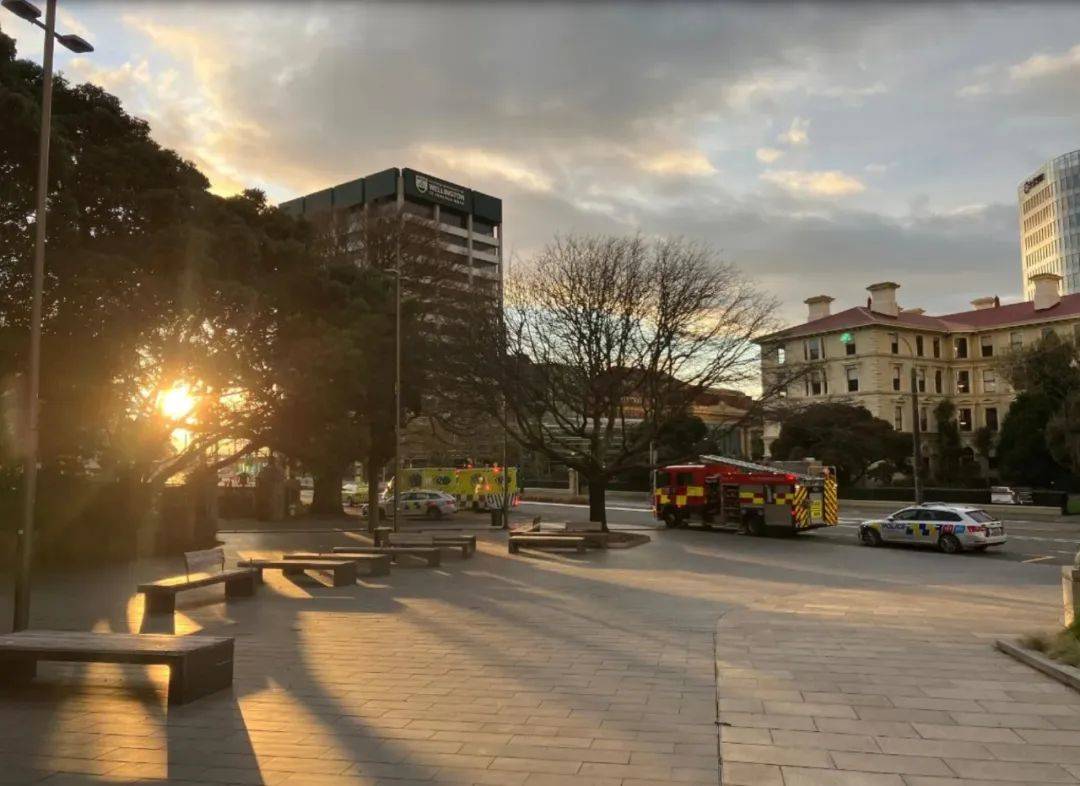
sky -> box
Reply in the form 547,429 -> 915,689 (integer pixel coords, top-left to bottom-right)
5,1 -> 1080,326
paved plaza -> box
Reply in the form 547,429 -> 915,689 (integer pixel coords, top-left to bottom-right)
0,518 -> 1078,785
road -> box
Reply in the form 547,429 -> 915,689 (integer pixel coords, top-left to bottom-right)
520,499 -> 1080,567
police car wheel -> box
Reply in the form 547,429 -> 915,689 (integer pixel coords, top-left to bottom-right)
938,533 -> 963,554
662,509 -> 682,529
860,527 -> 883,547
426,507 -> 442,520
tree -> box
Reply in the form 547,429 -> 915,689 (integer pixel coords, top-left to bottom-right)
997,333 -> 1078,488
770,403 -> 909,486
932,400 -> 964,485
1047,390 -> 1080,479
997,393 -> 1072,487
468,233 -> 783,529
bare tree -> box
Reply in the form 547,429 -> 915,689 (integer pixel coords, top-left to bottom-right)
468,233 -> 790,528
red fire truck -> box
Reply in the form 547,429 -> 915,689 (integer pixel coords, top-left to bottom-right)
653,454 -> 838,535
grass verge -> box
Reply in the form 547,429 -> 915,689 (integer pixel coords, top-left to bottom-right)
1022,621 -> 1080,668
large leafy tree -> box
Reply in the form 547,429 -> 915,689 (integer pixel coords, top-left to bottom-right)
997,333 -> 1078,488
770,403 -> 909,486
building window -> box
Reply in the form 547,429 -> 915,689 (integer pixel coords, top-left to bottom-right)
890,333 -> 899,354
933,337 -> 941,358
1074,323 -> 1080,344
955,337 -> 968,359
846,367 -> 859,392
935,369 -> 942,393
894,406 -> 903,431
959,408 -> 973,431
983,369 -> 996,393
919,407 -> 928,432
980,335 -> 994,358
777,345 -> 786,364
986,407 -> 999,432
892,366 -> 902,391
1010,331 -> 1023,351
845,340 -> 856,356
916,335 -> 924,356
957,370 -> 970,394
916,368 -> 926,392
1042,326 -> 1054,339
809,372 -> 823,396
805,337 -> 822,361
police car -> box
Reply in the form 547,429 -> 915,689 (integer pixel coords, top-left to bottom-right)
361,490 -> 458,520
858,503 -> 1007,554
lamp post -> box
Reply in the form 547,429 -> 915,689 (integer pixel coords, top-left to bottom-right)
391,259 -> 402,534
5,0 -> 93,632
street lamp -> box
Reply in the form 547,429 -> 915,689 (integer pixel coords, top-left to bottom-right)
5,0 -> 93,632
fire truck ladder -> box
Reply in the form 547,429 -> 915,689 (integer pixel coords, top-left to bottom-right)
698,454 -> 814,481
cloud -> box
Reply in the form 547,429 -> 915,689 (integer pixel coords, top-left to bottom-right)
636,149 -> 716,176
756,147 -> 784,163
760,169 -> 865,197
415,145 -> 554,193
777,116 -> 810,146
1010,43 -> 1080,81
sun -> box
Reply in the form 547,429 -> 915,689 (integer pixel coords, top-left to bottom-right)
159,384 -> 195,421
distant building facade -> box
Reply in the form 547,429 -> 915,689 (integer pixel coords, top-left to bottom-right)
757,276 -> 1080,470
1019,149 -> 1080,299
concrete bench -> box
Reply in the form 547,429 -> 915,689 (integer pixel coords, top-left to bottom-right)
508,534 -> 587,554
239,559 -> 357,587
330,545 -> 441,567
284,552 -> 391,577
138,548 -> 256,614
0,630 -> 234,705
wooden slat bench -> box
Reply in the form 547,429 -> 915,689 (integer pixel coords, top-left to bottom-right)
0,631 -> 234,705
238,559 -> 357,587
508,533 -> 587,554
138,548 -> 257,614
330,545 -> 441,567
284,552 -> 391,577
384,532 -> 476,558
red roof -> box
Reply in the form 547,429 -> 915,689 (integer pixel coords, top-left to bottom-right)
762,292 -> 1080,342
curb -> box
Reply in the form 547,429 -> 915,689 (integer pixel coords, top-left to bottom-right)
995,639 -> 1080,693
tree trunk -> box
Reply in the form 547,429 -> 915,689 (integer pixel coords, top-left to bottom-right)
587,477 -> 609,532
365,453 -> 383,534
311,470 -> 344,516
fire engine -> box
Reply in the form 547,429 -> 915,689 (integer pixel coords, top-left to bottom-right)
653,454 -> 838,535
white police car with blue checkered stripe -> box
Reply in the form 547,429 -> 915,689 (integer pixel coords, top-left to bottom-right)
858,503 -> 1006,554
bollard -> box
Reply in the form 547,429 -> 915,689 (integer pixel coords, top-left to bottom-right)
1064,564 -> 1080,627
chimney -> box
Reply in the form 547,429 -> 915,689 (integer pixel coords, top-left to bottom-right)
866,282 -> 900,317
970,296 -> 997,311
1031,273 -> 1062,311
804,295 -> 834,322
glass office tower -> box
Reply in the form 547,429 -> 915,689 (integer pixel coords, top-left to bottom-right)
1019,149 -> 1080,298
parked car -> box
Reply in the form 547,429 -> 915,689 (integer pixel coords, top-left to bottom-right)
990,486 -> 1033,505
342,482 -> 360,506
858,503 -> 1006,554
361,490 -> 458,520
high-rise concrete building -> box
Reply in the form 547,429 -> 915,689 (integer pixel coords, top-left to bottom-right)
1018,149 -> 1080,299
280,167 -> 503,305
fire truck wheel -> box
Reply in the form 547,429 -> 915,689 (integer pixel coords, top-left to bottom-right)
745,513 -> 766,537
662,508 -> 683,528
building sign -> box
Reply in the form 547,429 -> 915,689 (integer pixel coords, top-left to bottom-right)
404,168 -> 469,210
1023,172 -> 1046,194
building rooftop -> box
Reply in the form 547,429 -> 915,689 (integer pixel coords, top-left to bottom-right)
760,291 -> 1080,343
